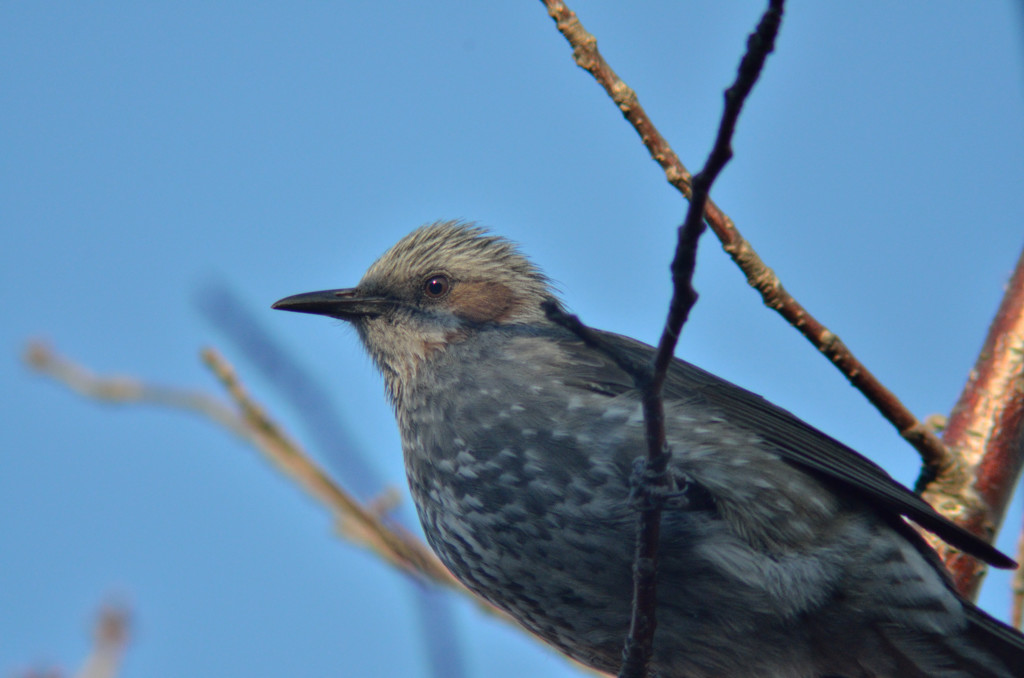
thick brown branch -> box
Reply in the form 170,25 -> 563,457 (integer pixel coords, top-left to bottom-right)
922,246 -> 1024,598
539,0 -> 952,473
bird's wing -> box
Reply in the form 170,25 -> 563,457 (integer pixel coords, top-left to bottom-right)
962,603 -> 1024,671
554,327 -> 1013,569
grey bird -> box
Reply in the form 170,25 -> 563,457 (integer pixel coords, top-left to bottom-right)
273,221 -> 1024,677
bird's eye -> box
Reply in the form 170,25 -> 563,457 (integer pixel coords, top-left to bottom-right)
423,274 -> 451,299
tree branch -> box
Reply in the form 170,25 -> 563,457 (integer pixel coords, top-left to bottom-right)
921,246 -> 1024,597
539,0 -> 952,473
24,341 -> 459,590
545,4 -> 783,676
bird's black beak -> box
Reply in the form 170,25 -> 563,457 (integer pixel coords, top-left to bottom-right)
272,288 -> 393,319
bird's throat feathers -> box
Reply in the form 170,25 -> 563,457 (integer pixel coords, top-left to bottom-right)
356,319 -> 454,406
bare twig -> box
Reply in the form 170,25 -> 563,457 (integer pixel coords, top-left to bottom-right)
921,246 -> 1024,598
24,341 -> 458,590
539,0 -> 952,473
625,5 -> 783,677
545,5 -> 784,675
24,341 -> 248,438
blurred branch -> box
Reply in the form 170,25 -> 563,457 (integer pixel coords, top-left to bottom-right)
24,341 -> 612,675
195,281 -> 382,495
24,341 -> 247,437
539,0 -> 953,474
200,346 -> 464,585
74,604 -> 130,678
15,603 -> 131,678
24,341 -> 458,590
195,281 -> 469,678
922,246 -> 1024,598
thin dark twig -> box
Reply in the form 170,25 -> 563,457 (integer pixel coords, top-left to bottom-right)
546,4 -> 784,676
657,0 -> 784,392
540,299 -> 649,377
540,0 -> 952,473
623,6 -> 784,678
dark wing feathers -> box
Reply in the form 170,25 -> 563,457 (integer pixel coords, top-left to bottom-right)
964,604 -> 1024,666
666,355 -> 1014,569
556,327 -> 1014,569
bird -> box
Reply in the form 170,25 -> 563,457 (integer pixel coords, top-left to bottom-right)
273,221 -> 1024,677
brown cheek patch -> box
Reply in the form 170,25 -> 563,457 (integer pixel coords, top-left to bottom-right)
450,281 -> 521,323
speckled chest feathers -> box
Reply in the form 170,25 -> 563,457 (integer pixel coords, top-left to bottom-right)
273,221 -> 1024,678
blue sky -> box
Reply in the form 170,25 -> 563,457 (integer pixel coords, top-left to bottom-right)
3,2 -> 1023,676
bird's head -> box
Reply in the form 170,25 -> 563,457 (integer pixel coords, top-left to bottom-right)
273,221 -> 558,401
